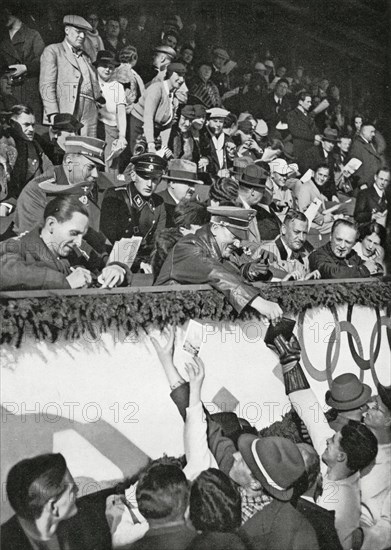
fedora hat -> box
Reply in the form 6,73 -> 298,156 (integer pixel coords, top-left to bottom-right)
239,164 -> 268,188
161,159 -> 202,185
377,383 -> 391,413
325,373 -> 372,411
238,434 -> 305,501
93,50 -> 120,68
321,128 -> 339,142
230,156 -> 253,178
51,113 -> 84,133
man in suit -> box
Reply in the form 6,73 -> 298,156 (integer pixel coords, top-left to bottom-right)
1,453 -> 111,550
158,159 -> 203,228
0,4 -> 45,120
257,210 -> 315,280
130,464 -> 196,550
295,443 -> 343,550
287,92 -> 318,160
260,78 -> 291,137
299,128 -> 339,178
309,218 -> 381,279
39,15 -> 101,136
354,167 -> 389,224
199,107 -> 231,178
347,123 -> 382,187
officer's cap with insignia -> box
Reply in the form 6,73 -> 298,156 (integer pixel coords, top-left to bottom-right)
207,206 -> 256,240
39,179 -> 94,199
130,153 -> 167,180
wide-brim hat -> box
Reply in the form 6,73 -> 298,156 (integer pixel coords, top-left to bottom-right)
161,159 -> 202,185
238,164 -> 268,188
93,50 -> 120,68
64,136 -> 105,166
238,434 -> 305,501
51,113 -> 84,133
39,179 -> 94,195
208,205 -> 255,240
231,156 -> 253,178
321,128 -> 340,142
63,15 -> 92,32
377,383 -> 391,413
325,373 -> 372,411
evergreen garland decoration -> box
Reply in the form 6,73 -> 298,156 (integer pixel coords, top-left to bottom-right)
1,280 -> 390,347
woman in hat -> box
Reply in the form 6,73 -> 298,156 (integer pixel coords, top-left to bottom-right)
188,62 -> 222,109
93,50 -> 128,174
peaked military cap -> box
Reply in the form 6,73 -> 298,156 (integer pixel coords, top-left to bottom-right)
207,205 -> 256,240
130,153 -> 167,179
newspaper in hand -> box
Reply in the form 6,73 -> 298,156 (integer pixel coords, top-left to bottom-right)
343,158 -> 362,177
108,237 -> 142,268
300,169 -> 314,183
304,198 -> 323,228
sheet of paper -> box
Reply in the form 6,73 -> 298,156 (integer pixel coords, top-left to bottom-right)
304,198 -> 323,228
323,199 -> 352,215
182,320 -> 204,358
108,237 -> 142,268
300,169 -> 314,183
343,157 -> 362,176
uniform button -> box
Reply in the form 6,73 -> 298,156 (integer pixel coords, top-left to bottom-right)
152,220 -> 155,224
125,229 -> 129,234
128,218 -> 131,222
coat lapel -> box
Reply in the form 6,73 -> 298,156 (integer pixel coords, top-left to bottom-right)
61,40 -> 81,71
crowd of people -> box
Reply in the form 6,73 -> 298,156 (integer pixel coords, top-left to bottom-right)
1,331 -> 391,550
0,3 -> 390,550
0,3 -> 389,310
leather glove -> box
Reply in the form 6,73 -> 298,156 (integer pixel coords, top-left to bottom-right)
273,334 -> 301,372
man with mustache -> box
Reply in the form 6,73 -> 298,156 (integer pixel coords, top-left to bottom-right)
308,218 -> 381,278
155,205 -> 283,322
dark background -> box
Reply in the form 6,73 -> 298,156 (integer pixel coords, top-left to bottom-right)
4,0 -> 391,140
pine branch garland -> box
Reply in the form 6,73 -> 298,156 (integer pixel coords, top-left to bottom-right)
1,281 -> 390,348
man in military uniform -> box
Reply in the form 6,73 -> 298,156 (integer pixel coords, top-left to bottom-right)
155,205 -> 283,322
100,153 -> 167,272
13,136 -> 109,236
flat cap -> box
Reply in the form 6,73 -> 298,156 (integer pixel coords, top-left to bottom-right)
208,205 -> 256,240
207,107 -> 230,119
63,15 -> 92,32
213,47 -> 230,61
